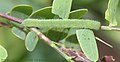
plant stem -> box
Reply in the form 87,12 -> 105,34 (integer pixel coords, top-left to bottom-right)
1,12 -> 115,62
0,12 -> 72,61
30,28 -> 52,43
50,42 -> 72,62
101,26 -> 120,31
0,22 -> 11,27
0,12 -> 22,23
0,12 -> 52,43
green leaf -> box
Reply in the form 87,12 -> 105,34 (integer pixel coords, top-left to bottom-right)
0,45 -> 8,62
0,27 -> 27,62
76,29 -> 98,61
52,0 -> 72,19
46,29 -> 67,42
67,28 -> 78,36
0,17 -> 9,24
69,9 -> 88,19
30,7 -> 57,33
22,19 -> 101,30
10,4 -> 33,19
9,5 -> 33,28
25,31 -> 38,52
105,0 -> 119,26
12,27 -> 26,40
63,34 -> 80,50
20,40 -> 67,62
30,7 -> 56,19
60,29 -> 80,50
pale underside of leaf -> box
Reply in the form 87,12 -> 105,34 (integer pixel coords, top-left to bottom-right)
0,45 -> 8,62
76,29 -> 98,61
12,27 -> 26,40
52,0 -> 72,19
25,31 -> 38,52
105,0 -> 119,26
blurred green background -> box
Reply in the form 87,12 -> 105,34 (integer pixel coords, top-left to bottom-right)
0,0 -> 120,62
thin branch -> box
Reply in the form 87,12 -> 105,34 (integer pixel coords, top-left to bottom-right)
0,12 -> 22,23
1,12 -> 120,32
0,12 -> 74,61
101,26 -> 120,31
30,28 -> 52,44
0,22 -> 11,27
96,37 -> 113,48
101,56 -> 115,62
0,12 -> 51,44
1,12 -> 114,62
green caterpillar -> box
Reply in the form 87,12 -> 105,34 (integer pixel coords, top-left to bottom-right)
22,19 -> 101,30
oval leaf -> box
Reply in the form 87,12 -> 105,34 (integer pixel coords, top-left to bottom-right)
9,5 -> 33,28
69,9 -> 88,19
12,27 -> 26,40
67,28 -> 78,36
63,35 -> 80,50
22,19 -> 101,30
76,29 -> 98,61
10,5 -> 33,19
30,7 -> 56,19
52,0 -> 72,19
0,45 -> 8,62
25,31 -> 38,51
29,7 -> 56,33
46,30 -> 67,42
20,40 -> 67,62
105,0 -> 119,26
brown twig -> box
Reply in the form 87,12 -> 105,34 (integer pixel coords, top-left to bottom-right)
0,12 -> 51,44
0,12 -> 73,62
0,12 -> 22,23
0,22 -> 11,27
61,48 -> 91,62
1,12 -> 109,62
30,28 -> 52,44
101,56 -> 115,62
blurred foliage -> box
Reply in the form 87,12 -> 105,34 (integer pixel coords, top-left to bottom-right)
0,0 -> 51,12
0,0 -> 120,62
0,27 -> 26,62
